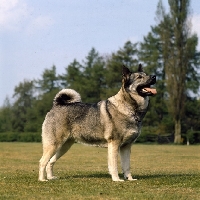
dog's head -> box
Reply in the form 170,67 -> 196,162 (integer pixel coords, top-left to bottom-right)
122,64 -> 156,97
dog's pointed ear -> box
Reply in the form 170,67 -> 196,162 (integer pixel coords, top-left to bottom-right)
138,63 -> 143,72
122,65 -> 131,77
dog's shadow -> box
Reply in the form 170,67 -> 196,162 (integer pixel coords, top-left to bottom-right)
60,172 -> 195,181
62,173 -> 111,180
138,173 -> 197,180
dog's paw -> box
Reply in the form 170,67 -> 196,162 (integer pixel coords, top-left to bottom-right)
38,179 -> 48,182
124,174 -> 137,181
113,179 -> 124,182
127,177 -> 137,181
47,176 -> 59,180
112,177 -> 124,182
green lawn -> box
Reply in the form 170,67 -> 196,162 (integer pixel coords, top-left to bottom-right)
0,143 -> 199,200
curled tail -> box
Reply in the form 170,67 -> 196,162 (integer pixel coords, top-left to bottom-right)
53,89 -> 81,106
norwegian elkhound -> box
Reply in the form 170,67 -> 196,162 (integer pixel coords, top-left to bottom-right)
39,64 -> 156,182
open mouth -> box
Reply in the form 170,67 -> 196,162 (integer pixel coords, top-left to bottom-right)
141,86 -> 157,95
137,85 -> 157,96
137,76 -> 157,96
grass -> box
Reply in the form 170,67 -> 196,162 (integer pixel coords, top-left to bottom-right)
0,143 -> 200,200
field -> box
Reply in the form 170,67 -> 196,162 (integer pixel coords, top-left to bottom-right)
0,143 -> 199,200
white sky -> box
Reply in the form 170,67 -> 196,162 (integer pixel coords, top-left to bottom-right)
0,0 -> 200,106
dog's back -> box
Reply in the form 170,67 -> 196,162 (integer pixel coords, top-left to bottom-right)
42,89 -> 107,146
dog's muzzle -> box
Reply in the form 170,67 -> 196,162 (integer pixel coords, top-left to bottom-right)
137,75 -> 157,96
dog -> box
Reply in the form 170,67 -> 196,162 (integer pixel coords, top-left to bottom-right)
38,64 -> 156,182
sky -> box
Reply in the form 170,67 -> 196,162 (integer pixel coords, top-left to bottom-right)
0,0 -> 200,106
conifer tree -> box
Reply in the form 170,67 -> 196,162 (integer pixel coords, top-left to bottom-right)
12,80 -> 35,132
105,41 -> 138,97
140,0 -> 200,143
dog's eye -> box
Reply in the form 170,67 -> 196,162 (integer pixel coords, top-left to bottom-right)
138,75 -> 143,79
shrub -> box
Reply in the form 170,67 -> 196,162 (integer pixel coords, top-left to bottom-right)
0,132 -> 41,142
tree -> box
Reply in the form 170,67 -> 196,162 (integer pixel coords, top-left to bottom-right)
24,90 -> 59,132
139,0 -> 200,143
37,65 -> 60,93
105,41 -> 138,97
61,59 -> 83,91
82,48 -> 106,102
139,25 -> 167,128
161,0 -> 200,143
25,66 -> 62,132
12,80 -> 35,132
63,48 -> 106,102
0,97 -> 12,132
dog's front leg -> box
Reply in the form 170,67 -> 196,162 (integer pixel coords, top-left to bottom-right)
107,140 -> 123,181
120,144 -> 137,181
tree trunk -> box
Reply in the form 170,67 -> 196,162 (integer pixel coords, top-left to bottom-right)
174,119 -> 182,144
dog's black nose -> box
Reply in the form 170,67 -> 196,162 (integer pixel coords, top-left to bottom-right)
150,75 -> 156,80
150,75 -> 156,84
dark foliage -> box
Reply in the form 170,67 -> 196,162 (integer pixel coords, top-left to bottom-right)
0,1 -> 199,143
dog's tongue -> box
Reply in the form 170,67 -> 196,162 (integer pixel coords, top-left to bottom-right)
144,87 -> 157,94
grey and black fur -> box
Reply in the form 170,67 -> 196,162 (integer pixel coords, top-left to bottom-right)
39,64 -> 156,181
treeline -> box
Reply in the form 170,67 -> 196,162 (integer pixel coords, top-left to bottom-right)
1,0 -> 200,144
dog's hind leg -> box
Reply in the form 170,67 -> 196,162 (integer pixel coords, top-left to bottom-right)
120,144 -> 137,181
46,139 -> 74,180
39,145 -> 57,181
108,140 -> 124,181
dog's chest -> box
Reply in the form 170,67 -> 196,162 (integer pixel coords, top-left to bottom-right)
121,109 -> 148,146
121,122 -> 141,146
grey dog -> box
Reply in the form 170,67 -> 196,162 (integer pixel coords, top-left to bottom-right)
39,64 -> 156,181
